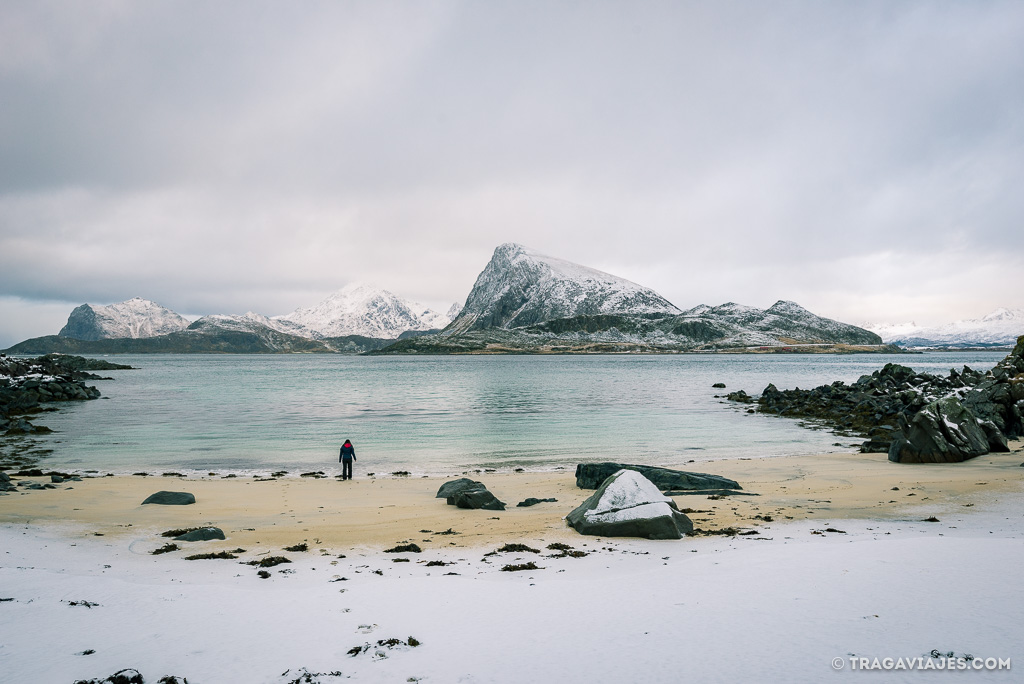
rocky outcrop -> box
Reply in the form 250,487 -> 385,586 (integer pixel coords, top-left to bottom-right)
566,469 -> 694,539
574,463 -> 742,492
747,335 -> 1024,463
888,397 -> 991,463
141,491 -> 196,505
0,354 -> 119,434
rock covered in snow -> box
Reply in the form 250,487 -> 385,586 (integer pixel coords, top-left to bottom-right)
445,243 -> 681,334
566,469 -> 694,539
275,283 -> 453,339
59,298 -> 190,341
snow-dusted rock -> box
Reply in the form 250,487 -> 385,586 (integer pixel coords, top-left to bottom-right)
276,283 -> 452,339
867,308 -> 1024,349
888,397 -> 990,464
59,298 -> 190,340
445,243 -> 681,334
566,469 -> 693,539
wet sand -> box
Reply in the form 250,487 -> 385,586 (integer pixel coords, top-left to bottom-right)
2,442 -> 1022,553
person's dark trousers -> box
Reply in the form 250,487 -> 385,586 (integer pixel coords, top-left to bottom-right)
342,459 -> 352,480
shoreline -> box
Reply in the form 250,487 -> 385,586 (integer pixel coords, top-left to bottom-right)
4,444 -> 1022,551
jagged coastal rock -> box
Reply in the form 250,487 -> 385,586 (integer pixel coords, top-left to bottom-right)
744,335 -> 1024,464
566,469 -> 694,539
888,397 -> 992,463
59,298 -> 190,341
0,354 -> 125,435
377,243 -> 885,354
575,462 -> 742,492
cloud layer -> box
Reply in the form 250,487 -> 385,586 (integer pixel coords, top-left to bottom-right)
2,1 -> 1023,347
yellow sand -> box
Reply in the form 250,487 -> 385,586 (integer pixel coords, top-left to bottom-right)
2,442 -> 1022,553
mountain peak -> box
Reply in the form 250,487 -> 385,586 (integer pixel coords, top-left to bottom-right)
58,298 -> 190,341
276,282 -> 452,338
446,244 -> 681,334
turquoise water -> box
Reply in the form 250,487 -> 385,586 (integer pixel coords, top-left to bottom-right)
36,352 -> 1004,476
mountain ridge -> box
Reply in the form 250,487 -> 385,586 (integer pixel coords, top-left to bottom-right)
866,308 -> 1024,348
376,245 -> 884,354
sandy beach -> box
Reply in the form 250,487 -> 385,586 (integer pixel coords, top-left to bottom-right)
3,445 -> 1023,551
3,447 -> 1024,683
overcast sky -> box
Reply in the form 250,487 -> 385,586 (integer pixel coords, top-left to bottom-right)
2,1 -> 1023,347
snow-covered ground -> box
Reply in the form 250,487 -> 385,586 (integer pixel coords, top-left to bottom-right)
3,495 -> 1022,683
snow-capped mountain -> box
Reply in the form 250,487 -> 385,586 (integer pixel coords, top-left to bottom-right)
675,300 -> 882,347
380,244 -> 880,353
445,243 -> 681,334
188,312 -> 315,338
275,283 -> 453,339
866,308 -> 1024,348
58,298 -> 190,341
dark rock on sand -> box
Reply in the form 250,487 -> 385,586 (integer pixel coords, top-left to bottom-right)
567,469 -> 693,539
888,396 -> 991,464
450,486 -> 506,511
141,491 -> 196,505
435,478 -> 483,499
712,382 -> 726,388
575,462 -> 741,492
517,497 -> 558,507
174,526 -> 225,542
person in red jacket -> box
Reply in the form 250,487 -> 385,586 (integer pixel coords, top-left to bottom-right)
339,439 -> 356,480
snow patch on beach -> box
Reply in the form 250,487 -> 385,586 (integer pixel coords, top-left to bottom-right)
3,496 -> 1023,683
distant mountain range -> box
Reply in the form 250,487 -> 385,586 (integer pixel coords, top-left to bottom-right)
377,243 -> 885,354
865,308 -> 1024,349
5,286 -> 457,354
5,243 -> 916,355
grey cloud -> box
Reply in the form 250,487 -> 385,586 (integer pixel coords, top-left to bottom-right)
1,1 -> 1023,344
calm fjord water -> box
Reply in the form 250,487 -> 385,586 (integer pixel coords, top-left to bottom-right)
39,352 -> 1003,476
